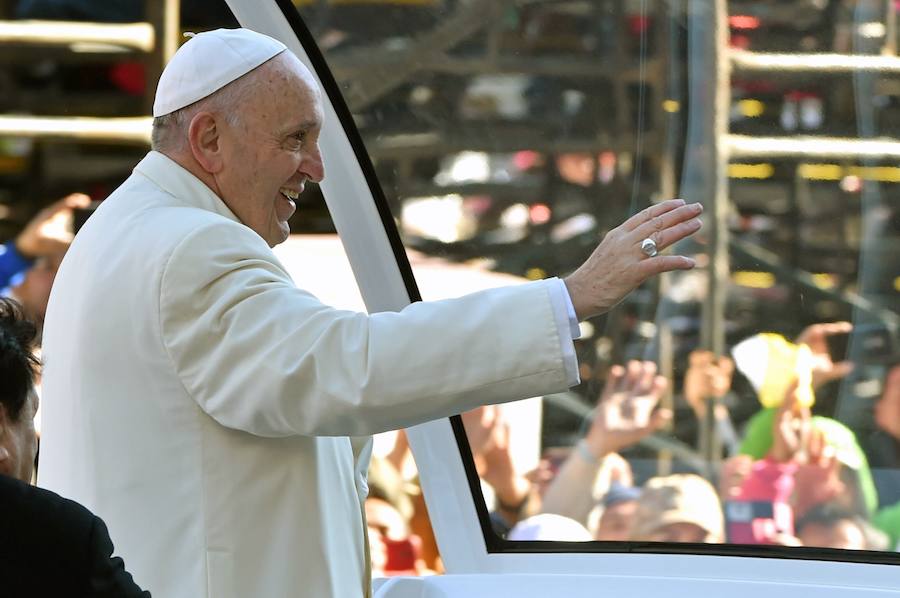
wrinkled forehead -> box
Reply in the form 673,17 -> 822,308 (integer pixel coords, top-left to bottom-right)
269,51 -> 317,89
251,53 -> 323,126
288,53 -> 319,93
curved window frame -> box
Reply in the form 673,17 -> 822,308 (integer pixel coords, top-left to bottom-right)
224,0 -> 900,586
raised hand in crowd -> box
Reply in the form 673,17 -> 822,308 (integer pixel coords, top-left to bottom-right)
461,406 -> 533,526
540,361 -> 668,526
765,383 -> 851,529
795,321 -> 854,389
384,429 -> 411,476
461,405 -> 499,458
583,361 -> 672,459
524,457 -> 557,499
14,193 -> 91,259
770,383 -> 813,463
683,350 -> 734,420
792,433 -> 846,519
481,417 -> 534,524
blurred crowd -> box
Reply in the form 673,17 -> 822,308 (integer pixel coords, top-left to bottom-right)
448,334 -> 900,554
350,318 -> 900,577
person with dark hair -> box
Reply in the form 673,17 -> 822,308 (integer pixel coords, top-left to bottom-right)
0,297 -> 41,481
0,297 -> 149,597
795,502 -> 870,551
594,482 -> 641,542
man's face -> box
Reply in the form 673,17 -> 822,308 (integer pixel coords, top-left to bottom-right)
215,54 -> 325,247
646,522 -> 711,543
595,500 -> 637,541
875,365 -> 900,441
0,390 -> 38,483
799,520 -> 866,550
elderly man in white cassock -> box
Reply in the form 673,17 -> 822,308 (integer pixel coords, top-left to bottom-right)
38,28 -> 703,597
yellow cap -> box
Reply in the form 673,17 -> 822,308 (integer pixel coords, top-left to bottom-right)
732,332 -> 815,409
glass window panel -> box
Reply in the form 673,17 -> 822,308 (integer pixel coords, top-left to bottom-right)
288,0 -> 900,562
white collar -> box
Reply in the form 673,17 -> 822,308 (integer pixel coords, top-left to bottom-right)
133,151 -> 242,226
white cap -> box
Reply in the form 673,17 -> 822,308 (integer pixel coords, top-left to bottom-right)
153,28 -> 287,117
507,514 -> 593,542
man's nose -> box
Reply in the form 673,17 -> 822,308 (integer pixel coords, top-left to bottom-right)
301,144 -> 325,183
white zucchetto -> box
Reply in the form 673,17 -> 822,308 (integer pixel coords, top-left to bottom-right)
153,28 -> 287,117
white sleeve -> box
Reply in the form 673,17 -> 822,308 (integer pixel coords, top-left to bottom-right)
545,277 -> 582,387
160,222 -> 575,437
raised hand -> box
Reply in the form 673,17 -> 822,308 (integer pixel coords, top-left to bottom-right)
769,383 -> 812,463
583,361 -> 672,460
683,349 -> 734,419
480,419 -> 528,503
461,405 -> 499,458
795,322 -> 854,389
462,407 -> 529,504
15,193 -> 91,259
792,436 -> 846,518
564,199 -> 702,320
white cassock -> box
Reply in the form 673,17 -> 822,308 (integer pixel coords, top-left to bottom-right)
38,151 -> 578,597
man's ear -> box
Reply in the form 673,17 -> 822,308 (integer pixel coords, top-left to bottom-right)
187,111 -> 224,174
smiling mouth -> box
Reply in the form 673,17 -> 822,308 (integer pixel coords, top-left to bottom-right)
279,187 -> 300,201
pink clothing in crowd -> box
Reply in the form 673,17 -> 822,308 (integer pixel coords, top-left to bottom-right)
727,457 -> 796,544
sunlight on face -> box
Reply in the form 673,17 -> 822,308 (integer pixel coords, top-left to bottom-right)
215,54 -> 325,247
799,521 -> 866,551
0,390 -> 38,483
646,522 -> 711,544
595,501 -> 638,542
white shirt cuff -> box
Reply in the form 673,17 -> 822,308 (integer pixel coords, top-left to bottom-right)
545,277 -> 581,387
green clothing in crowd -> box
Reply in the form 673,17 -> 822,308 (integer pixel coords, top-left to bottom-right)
738,408 -> 879,516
